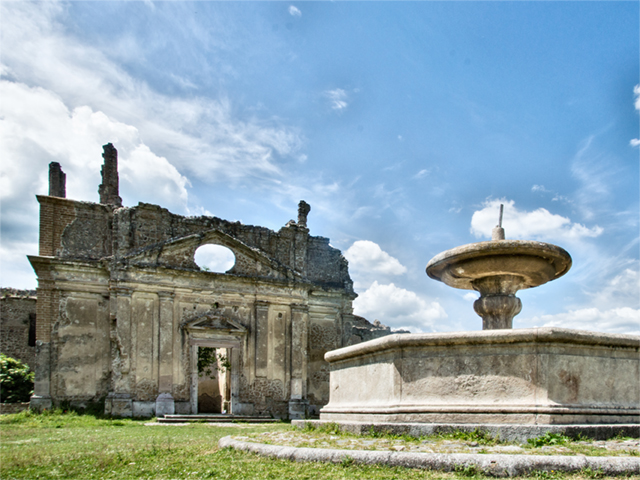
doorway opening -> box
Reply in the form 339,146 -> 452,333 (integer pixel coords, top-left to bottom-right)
197,346 -> 231,413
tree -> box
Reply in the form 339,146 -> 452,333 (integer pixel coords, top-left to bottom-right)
0,354 -> 34,403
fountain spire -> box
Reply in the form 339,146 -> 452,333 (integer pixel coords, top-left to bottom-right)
491,203 -> 505,240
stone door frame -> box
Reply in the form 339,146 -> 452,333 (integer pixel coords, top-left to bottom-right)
189,336 -> 242,415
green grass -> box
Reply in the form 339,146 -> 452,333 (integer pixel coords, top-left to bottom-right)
436,428 -> 501,446
527,432 -> 571,448
1,411 -> 638,479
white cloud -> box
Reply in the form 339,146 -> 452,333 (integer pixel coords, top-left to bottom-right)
470,199 -> 602,244
194,244 -> 236,273
520,308 -> 640,336
0,81 -> 190,211
634,84 -> 640,111
353,281 -> 447,331
345,240 -> 406,277
630,139 -> 640,147
325,88 -> 348,111
288,5 -> 302,17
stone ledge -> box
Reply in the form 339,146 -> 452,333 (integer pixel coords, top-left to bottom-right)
292,420 -> 640,442
325,327 -> 640,363
0,403 -> 30,414
219,435 -> 640,477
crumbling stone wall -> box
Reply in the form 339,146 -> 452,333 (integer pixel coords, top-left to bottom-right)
27,143 -> 397,418
349,315 -> 409,345
0,289 -> 36,368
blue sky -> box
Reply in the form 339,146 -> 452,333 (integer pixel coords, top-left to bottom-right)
1,1 -> 638,334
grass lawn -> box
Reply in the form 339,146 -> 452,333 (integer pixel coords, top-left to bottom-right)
0,411 -> 635,480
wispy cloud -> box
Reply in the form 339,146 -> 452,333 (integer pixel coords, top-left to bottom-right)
412,169 -> 429,179
531,184 -> 570,203
288,5 -> 301,17
325,88 -> 349,111
0,2 -> 304,189
531,184 -> 550,193
629,85 -> 639,147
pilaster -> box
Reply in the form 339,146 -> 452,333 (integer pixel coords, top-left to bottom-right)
289,303 -> 309,419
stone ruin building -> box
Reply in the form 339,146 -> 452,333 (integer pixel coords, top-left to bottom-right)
0,288 -> 37,369
21,143 -> 399,418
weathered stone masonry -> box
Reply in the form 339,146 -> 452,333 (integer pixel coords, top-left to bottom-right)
0,289 -> 37,369
28,144 -> 367,418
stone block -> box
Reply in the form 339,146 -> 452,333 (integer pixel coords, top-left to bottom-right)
132,401 -> 155,418
289,399 -> 308,420
105,393 -> 132,417
155,393 -> 175,416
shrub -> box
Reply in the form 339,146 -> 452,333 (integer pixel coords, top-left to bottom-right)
527,431 -> 571,447
0,354 -> 34,403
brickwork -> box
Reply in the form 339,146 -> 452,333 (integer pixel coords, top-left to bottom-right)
34,281 -> 55,344
0,289 -> 36,368
37,196 -> 77,257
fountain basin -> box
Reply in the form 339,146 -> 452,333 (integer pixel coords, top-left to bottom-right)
320,328 -> 639,425
426,240 -> 572,329
426,240 -> 572,290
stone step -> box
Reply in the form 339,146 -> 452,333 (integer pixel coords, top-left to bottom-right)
157,414 -> 280,424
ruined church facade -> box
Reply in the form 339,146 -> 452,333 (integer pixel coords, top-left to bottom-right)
29,144 -> 359,418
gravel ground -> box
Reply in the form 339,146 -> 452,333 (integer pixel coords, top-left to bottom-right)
233,430 -> 640,457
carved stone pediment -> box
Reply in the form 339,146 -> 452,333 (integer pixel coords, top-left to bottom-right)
124,228 -> 302,282
182,310 -> 247,335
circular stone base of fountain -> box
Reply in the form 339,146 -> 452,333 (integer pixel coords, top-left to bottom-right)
292,420 -> 640,443
319,328 -> 639,427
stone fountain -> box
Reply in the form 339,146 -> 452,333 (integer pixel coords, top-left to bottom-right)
307,205 -> 639,440
426,205 -> 572,330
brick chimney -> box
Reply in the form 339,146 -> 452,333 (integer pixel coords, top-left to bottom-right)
98,143 -> 122,207
48,162 -> 66,198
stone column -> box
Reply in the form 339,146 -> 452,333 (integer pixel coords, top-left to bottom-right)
289,304 -> 309,419
155,291 -> 175,416
105,287 -> 133,417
